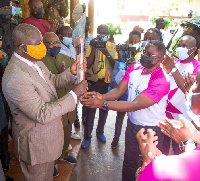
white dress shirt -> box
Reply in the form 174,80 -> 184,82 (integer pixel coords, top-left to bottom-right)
59,43 -> 77,60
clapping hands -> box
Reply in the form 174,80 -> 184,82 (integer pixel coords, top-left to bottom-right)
136,128 -> 162,167
158,115 -> 194,144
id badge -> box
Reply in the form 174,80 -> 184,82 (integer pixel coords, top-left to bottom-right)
98,60 -> 104,69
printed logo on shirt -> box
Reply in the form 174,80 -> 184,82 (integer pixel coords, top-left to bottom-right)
149,89 -> 160,97
129,82 -> 133,90
135,89 -> 141,96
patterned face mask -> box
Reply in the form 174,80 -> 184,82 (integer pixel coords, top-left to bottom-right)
26,42 -> 47,59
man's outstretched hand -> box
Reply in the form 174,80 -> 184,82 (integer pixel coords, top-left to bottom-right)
83,91 -> 103,100
72,80 -> 88,99
81,92 -> 104,109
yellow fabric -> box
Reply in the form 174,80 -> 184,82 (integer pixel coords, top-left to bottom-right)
86,42 -> 117,82
134,51 -> 142,60
27,42 -> 47,60
86,43 -> 118,79
107,42 -> 118,59
85,45 -> 92,58
97,51 -> 105,79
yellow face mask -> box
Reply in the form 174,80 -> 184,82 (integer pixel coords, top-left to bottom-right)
26,42 -> 47,59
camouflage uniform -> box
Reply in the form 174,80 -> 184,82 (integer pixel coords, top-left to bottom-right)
42,0 -> 68,26
11,0 -> 23,25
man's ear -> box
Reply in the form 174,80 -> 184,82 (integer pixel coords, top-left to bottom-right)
193,46 -> 197,54
18,44 -> 26,52
58,34 -> 63,41
158,56 -> 164,63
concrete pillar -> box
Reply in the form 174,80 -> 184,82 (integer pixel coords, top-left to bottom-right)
70,0 -> 79,28
88,0 -> 94,35
21,0 -> 30,19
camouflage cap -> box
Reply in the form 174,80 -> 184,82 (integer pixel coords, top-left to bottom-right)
0,0 -> 10,7
12,0 -> 21,3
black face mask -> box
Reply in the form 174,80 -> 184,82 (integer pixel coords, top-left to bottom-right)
32,8 -> 45,19
140,55 -> 155,69
0,9 -> 12,22
47,47 -> 61,57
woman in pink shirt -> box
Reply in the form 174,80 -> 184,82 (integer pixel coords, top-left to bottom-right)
136,72 -> 200,181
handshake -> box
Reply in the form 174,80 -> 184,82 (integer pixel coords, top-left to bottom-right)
80,91 -> 105,109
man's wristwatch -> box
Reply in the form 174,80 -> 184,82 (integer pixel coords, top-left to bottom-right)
102,100 -> 108,110
171,67 -> 178,74
179,139 -> 195,152
106,55 -> 111,58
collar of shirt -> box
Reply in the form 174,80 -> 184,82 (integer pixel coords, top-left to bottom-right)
14,51 -> 35,67
61,42 -> 71,51
60,43 -> 76,60
13,52 -> 46,81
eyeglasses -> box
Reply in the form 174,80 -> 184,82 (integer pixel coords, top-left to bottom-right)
44,41 -> 61,45
142,49 -> 162,58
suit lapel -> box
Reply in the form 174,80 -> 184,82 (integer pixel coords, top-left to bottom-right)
36,61 -> 58,99
12,56 -> 57,98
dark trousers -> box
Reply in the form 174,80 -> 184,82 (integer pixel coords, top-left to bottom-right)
0,126 -> 9,172
122,119 -> 164,181
82,106 -> 87,120
162,135 -> 181,155
55,123 -> 72,165
0,161 -> 5,181
84,80 -> 109,141
113,111 -> 126,141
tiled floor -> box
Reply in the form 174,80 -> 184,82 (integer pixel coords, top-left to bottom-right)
6,129 -> 81,181
5,104 -> 84,181
5,105 -> 127,181
5,132 -> 83,181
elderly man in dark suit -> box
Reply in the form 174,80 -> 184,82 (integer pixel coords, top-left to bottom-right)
2,23 -> 87,180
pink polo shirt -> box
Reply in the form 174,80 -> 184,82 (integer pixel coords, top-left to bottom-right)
138,147 -> 200,181
166,59 -> 200,121
122,64 -> 170,126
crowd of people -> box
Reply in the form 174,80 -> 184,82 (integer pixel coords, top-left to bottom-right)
0,0 -> 200,181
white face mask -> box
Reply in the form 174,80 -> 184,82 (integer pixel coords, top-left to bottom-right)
185,83 -> 200,126
132,42 -> 140,50
176,47 -> 193,60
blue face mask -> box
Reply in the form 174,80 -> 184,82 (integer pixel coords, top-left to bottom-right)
12,6 -> 21,16
102,36 -> 108,42
62,37 -> 72,46
185,83 -> 200,126
47,47 -> 61,57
